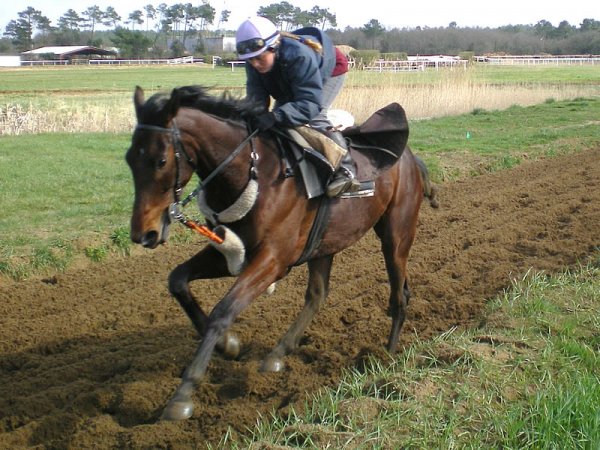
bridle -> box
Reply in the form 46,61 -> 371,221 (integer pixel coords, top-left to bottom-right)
134,119 -> 259,239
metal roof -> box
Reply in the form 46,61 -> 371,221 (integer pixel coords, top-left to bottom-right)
21,46 -> 115,57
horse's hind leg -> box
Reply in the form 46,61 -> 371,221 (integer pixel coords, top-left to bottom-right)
375,210 -> 419,353
261,255 -> 334,372
168,246 -> 240,358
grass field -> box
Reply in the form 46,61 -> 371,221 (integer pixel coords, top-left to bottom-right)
1,64 -> 599,133
1,63 -> 599,448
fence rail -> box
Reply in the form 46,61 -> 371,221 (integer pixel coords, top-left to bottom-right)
476,56 -> 600,65
363,59 -> 468,72
18,55 -> 599,69
20,60 -> 69,66
20,57 -> 204,66
89,56 -> 203,65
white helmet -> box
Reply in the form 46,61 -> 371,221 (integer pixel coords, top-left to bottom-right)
236,16 -> 279,60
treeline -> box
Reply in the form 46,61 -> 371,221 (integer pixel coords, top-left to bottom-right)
330,19 -> 600,55
1,3 -> 599,57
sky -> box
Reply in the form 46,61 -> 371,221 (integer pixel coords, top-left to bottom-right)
1,0 -> 597,31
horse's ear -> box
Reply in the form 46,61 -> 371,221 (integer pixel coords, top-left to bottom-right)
134,86 -> 145,122
166,88 -> 181,121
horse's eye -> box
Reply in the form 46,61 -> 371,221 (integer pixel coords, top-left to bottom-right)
157,158 -> 167,169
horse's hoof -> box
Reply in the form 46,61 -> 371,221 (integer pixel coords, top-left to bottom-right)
260,356 -> 285,372
265,282 -> 277,295
217,333 -> 240,359
160,398 -> 194,421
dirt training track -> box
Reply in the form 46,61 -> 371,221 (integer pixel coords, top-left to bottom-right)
1,148 -> 598,449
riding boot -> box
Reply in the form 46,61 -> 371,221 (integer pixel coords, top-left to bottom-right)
325,130 -> 361,198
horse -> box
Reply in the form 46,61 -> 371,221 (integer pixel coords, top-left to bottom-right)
126,85 -> 437,421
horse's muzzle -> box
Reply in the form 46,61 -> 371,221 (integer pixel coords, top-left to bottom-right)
131,210 -> 170,249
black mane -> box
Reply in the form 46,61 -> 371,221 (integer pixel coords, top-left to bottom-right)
142,85 -> 264,124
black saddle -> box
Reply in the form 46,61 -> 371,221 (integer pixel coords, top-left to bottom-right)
274,102 -> 409,199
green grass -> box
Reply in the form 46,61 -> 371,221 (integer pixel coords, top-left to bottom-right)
0,64 -> 247,93
2,64 -> 598,97
411,97 -> 600,181
468,64 -> 600,85
217,258 -> 600,449
0,133 -> 133,279
0,133 -> 132,237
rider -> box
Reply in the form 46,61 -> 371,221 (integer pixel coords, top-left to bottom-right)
235,16 -> 360,198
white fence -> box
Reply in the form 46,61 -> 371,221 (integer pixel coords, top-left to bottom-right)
20,60 -> 69,66
89,56 -> 203,65
20,56 -> 204,66
476,55 -> 599,65
364,58 -> 468,72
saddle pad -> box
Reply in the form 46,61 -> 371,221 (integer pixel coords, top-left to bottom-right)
291,126 -> 346,168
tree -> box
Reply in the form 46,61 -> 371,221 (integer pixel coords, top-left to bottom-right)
361,19 -> 386,49
111,26 -> 152,58
4,20 -> 32,51
217,9 -> 231,29
555,20 -> 575,39
56,9 -> 83,45
104,7 -> 121,29
166,4 -> 184,41
308,6 -> 337,29
2,7 -> 47,51
154,3 -> 171,49
81,5 -> 106,42
257,2 -> 297,30
143,4 -> 156,32
127,10 -> 144,30
196,2 -> 216,31
534,19 -> 554,39
181,4 -> 200,47
36,16 -> 54,46
580,18 -> 600,31
58,9 -> 83,32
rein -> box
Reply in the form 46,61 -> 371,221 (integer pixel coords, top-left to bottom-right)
135,120 -> 259,243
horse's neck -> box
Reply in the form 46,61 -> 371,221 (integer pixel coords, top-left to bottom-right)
184,113 -> 252,211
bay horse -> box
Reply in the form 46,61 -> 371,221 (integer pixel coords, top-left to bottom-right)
126,85 -> 437,421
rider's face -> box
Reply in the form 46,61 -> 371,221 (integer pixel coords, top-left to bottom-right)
248,50 -> 275,74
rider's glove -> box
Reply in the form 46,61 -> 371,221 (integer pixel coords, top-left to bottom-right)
251,112 -> 276,132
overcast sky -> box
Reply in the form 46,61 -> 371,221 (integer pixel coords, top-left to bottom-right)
1,0 -> 597,31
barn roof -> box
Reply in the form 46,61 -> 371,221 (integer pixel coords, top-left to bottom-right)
21,46 -> 115,57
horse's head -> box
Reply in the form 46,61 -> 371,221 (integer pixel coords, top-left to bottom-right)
126,86 -> 194,248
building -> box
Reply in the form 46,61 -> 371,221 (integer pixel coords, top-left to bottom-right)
21,46 -> 116,63
169,36 -> 236,55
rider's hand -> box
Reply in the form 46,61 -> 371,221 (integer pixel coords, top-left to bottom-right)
251,112 -> 276,132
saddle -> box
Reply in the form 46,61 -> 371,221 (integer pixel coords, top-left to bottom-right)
276,103 -> 410,265
276,102 -> 409,199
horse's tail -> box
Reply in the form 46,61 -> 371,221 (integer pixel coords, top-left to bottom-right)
414,155 -> 440,209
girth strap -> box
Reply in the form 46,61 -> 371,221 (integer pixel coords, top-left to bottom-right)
294,197 -> 331,266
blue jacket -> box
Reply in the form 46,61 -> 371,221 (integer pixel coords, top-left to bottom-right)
245,27 -> 336,127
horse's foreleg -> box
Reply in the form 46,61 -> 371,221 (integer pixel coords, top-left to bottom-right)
261,255 -> 334,372
161,251 -> 283,421
168,245 -> 239,358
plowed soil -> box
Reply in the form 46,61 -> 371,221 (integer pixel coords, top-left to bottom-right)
1,148 -> 598,449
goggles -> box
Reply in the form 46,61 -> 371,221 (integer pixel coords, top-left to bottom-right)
236,38 -> 267,56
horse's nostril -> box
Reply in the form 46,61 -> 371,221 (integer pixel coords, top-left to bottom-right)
142,230 -> 159,248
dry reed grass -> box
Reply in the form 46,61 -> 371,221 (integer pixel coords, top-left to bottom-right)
1,70 -> 597,135
1,98 -> 134,135
336,73 -> 597,122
